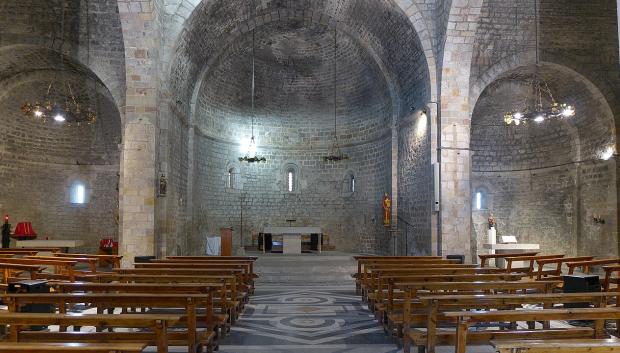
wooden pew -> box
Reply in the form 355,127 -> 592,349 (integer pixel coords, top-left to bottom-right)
135,262 -> 257,294
491,338 -> 620,353
358,262 -> 477,298
567,258 -> 620,275
0,342 -> 147,353
2,293 -> 219,353
0,258 -> 82,281
503,254 -> 565,276
0,263 -> 43,284
97,273 -> 241,323
478,252 -> 539,267
8,247 -> 63,253
0,312 -> 179,353
408,291 -> 619,353
444,307 -> 620,353
52,282 -> 232,337
369,273 -> 525,323
533,256 -> 594,281
53,253 -> 123,269
392,281 -> 560,338
601,265 -> 620,291
26,255 -> 99,273
0,250 -> 38,256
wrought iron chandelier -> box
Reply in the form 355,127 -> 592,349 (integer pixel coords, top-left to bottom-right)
324,24 -> 349,162
239,29 -> 266,163
20,0 -> 96,126
503,0 -> 575,126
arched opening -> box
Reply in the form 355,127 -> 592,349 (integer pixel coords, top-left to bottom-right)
0,45 -> 122,254
170,0 -> 431,254
470,63 -> 617,259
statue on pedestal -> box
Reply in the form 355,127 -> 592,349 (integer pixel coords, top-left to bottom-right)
382,193 -> 391,227
488,212 -> 496,230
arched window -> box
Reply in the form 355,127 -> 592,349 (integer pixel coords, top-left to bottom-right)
70,182 -> 87,204
228,168 -> 236,189
350,176 -> 355,193
474,187 -> 488,210
287,169 -> 295,192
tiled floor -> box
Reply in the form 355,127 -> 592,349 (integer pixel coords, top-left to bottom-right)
218,284 -> 403,353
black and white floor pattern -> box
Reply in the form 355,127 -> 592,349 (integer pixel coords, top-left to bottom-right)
218,285 -> 402,353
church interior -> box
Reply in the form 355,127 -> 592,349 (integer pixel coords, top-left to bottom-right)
0,0 -> 619,352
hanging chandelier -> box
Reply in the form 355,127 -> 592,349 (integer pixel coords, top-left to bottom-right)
20,0 -> 96,126
503,0 -> 575,126
324,24 -> 349,162
239,29 -> 266,163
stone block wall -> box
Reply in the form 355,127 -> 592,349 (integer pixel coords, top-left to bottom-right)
0,73 -> 121,253
398,111 -> 433,255
190,134 -> 392,254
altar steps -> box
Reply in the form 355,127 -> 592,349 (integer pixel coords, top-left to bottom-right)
252,252 -> 356,286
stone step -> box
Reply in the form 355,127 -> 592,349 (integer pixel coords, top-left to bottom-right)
252,252 -> 357,285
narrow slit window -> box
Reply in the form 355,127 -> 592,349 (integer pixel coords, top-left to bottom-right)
228,168 -> 235,189
71,183 -> 86,204
350,176 -> 355,192
476,192 -> 482,210
288,170 -> 294,192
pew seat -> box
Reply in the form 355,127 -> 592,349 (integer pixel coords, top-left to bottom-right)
491,338 -> 620,353
0,342 -> 147,353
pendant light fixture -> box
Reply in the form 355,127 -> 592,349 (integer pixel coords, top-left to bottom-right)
324,24 -> 349,162
20,0 -> 97,126
503,0 -> 575,126
239,29 -> 266,163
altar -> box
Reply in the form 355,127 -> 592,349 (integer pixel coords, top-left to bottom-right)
262,227 -> 322,254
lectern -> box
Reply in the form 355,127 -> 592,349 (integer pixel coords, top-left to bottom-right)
220,227 -> 233,256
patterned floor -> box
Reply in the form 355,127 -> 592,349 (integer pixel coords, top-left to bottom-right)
218,285 -> 402,353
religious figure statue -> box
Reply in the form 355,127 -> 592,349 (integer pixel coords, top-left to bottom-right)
159,174 -> 167,197
1,215 -> 11,249
488,212 -> 496,230
382,193 -> 391,227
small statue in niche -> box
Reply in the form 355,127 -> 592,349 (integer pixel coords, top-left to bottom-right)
488,212 -> 496,230
159,174 -> 167,197
2,215 -> 11,249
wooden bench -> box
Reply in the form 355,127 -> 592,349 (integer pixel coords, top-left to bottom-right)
0,263 -> 43,284
491,338 -> 620,353
54,253 -> 123,269
407,291 -> 619,353
567,258 -> 620,275
96,273 -> 241,323
9,247 -> 63,253
445,307 -> 620,353
503,254 -> 565,276
534,256 -> 594,281
0,312 -> 179,353
26,255 -> 99,273
135,262 -> 257,294
2,292 -> 219,353
51,281 -> 232,337
392,281 -> 560,338
479,252 -> 539,267
0,258 -> 82,281
0,342 -> 147,353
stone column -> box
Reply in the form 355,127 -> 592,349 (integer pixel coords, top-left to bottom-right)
118,0 -> 163,266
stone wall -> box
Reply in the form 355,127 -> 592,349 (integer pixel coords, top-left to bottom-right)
0,71 -> 121,253
470,65 -> 617,260
398,110 -> 433,255
191,134 -> 392,254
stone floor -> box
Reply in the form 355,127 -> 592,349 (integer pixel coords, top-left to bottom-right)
211,252 -> 496,353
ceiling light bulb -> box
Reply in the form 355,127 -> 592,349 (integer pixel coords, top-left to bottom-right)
34,110 -> 43,117
513,112 -> 523,120
561,106 -> 575,118
601,146 -> 615,160
534,115 -> 545,123
54,114 -> 66,122
248,137 -> 257,156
